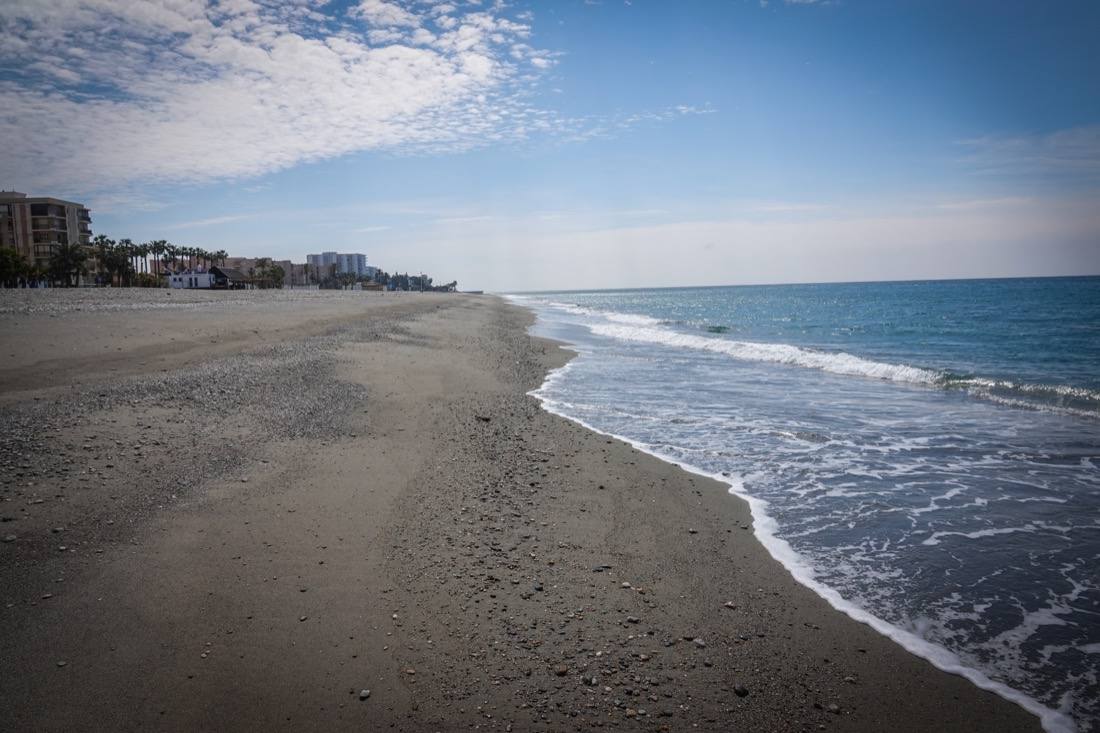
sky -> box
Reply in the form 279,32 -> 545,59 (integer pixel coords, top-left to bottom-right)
1,0 -> 1098,291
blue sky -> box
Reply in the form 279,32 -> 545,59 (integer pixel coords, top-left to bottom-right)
2,0 -> 1098,290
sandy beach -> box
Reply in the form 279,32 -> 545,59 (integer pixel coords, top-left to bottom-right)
0,290 -> 1040,732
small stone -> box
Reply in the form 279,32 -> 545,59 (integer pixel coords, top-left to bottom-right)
621,582 -> 631,589
687,528 -> 698,534
828,704 -> 841,714
299,616 -> 308,622
626,616 -> 640,624
624,708 -> 638,718
56,661 -> 67,668
359,689 -> 371,701
554,665 -> 568,677
693,638 -> 706,648
723,601 -> 737,609
734,685 -> 749,697
2,535 -> 16,543
404,668 -> 415,675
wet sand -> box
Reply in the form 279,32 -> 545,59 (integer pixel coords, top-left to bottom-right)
0,290 -> 1040,731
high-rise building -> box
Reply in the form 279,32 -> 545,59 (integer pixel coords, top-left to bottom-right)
0,191 -> 93,271
306,251 -> 370,278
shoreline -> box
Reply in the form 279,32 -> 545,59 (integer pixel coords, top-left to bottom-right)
0,290 -> 1043,731
520,312 -> 1071,733
529,367 -> 1069,733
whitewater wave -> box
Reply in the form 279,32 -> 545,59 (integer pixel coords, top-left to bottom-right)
585,322 -> 1100,418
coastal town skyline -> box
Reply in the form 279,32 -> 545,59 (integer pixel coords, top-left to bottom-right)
2,1 -> 1098,291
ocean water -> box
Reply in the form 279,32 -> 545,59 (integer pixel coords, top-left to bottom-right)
510,277 -> 1100,733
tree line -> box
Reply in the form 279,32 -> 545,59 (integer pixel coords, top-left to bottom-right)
0,236 -> 229,288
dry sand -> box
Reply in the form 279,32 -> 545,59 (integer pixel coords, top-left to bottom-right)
0,290 -> 1040,731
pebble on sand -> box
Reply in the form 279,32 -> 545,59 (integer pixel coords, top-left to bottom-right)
359,689 -> 371,701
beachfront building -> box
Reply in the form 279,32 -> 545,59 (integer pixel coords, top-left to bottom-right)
168,270 -> 215,289
210,266 -> 251,289
306,251 -> 370,279
0,190 -> 93,273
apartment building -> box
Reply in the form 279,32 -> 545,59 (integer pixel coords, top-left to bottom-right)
0,191 -> 93,270
306,251 -> 370,278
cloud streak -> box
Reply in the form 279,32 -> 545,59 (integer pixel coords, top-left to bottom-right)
959,126 -> 1100,181
0,0 -> 650,198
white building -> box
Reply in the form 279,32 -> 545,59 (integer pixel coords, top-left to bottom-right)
168,270 -> 215,289
306,251 -> 370,278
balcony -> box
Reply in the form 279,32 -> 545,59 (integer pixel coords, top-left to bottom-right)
31,217 -> 69,231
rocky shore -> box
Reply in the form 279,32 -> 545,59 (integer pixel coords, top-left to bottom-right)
0,291 -> 1040,731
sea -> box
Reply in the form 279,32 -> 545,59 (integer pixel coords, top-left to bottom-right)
508,277 -> 1100,733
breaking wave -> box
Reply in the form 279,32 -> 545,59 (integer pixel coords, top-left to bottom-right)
586,321 -> 1100,418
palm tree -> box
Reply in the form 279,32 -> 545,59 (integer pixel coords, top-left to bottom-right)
93,235 -> 115,285
150,239 -> 167,280
164,244 -> 179,272
48,241 -> 89,287
138,241 -> 151,276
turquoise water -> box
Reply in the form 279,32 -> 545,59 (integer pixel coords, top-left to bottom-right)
512,277 -> 1100,733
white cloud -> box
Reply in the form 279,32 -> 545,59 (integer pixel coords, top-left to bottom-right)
163,213 -> 257,230
351,0 -> 420,27
0,0 -> 552,196
0,0 -> 704,202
